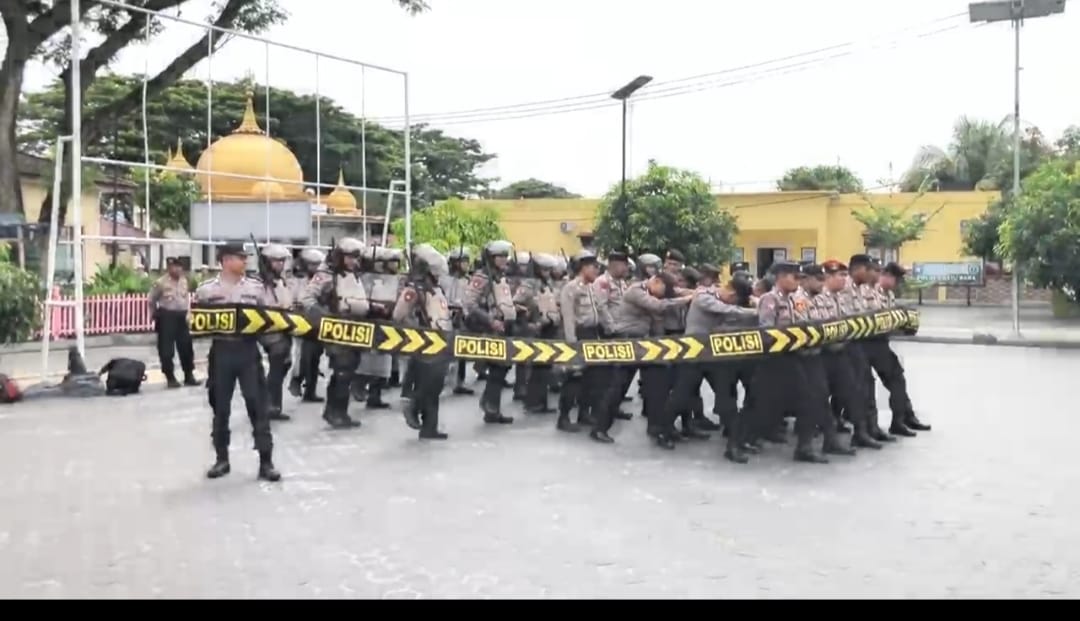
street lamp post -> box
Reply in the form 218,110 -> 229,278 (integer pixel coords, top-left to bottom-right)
610,75 -> 653,243
968,0 -> 1067,336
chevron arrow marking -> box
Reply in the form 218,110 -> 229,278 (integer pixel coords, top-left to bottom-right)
806,326 -> 821,347
241,308 -> 267,335
846,318 -> 861,340
290,313 -> 312,336
767,329 -> 791,353
266,310 -> 290,333
511,340 -> 535,363
379,326 -> 403,351
554,342 -> 577,363
422,331 -> 447,355
680,337 -> 704,359
401,328 -> 425,354
789,327 -> 809,350
659,338 -> 681,361
639,340 -> 663,362
534,342 -> 556,363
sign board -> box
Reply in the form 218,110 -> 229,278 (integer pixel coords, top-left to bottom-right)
911,261 -> 985,286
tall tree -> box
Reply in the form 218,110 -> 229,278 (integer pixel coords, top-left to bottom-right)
0,0 -> 430,221
388,198 -> 505,253
19,75 -> 496,222
900,116 -> 1053,192
493,178 -> 580,199
593,160 -> 738,266
777,165 -> 863,193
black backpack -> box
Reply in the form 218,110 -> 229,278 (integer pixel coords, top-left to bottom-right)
98,358 -> 147,396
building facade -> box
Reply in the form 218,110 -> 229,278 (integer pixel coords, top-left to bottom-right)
465,191 -> 998,276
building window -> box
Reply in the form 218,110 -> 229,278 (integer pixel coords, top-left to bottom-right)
800,247 -> 816,263
731,247 -> 744,262
772,248 -> 787,262
867,247 -> 899,264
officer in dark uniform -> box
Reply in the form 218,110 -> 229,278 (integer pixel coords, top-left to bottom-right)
299,238 -> 370,429
256,243 -> 294,422
395,245 -> 452,440
751,261 -> 829,464
197,242 -> 280,482
462,240 -> 517,424
288,248 -> 326,402
557,251 -> 606,437
148,257 -> 198,388
443,247 -> 475,395
513,252 -> 561,414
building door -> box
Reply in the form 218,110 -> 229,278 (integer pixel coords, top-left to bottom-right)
755,247 -> 787,277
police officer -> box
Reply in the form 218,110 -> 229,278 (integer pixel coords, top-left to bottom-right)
818,259 -> 883,450
556,251 -> 606,436
794,263 -> 856,457
255,243 -> 294,422
463,240 -> 517,424
357,246 -> 400,408
593,249 -> 635,422
631,253 -> 663,405
510,251 -> 537,403
300,237 -> 370,429
149,257 -> 198,388
197,243 -> 280,482
442,247 -> 475,395
395,245 -> 452,440
596,271 -> 693,442
846,255 -> 896,443
751,261 -> 829,464
288,248 -> 326,402
661,266 -> 758,459
513,252 -> 561,414
870,261 -> 930,434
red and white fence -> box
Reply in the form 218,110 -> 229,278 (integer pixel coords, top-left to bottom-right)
41,292 -> 192,340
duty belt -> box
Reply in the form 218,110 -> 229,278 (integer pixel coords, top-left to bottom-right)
188,305 -> 919,367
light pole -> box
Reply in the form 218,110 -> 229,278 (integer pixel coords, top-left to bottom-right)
611,75 -> 652,244
969,0 -> 1067,335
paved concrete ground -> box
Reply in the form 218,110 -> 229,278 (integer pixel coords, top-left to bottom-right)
1,342 -> 1078,598
897,304 -> 1080,346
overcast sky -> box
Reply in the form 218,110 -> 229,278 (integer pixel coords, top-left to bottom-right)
19,0 -> 1080,196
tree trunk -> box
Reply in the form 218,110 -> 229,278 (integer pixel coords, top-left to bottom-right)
0,4 -> 31,215
37,0 -> 248,229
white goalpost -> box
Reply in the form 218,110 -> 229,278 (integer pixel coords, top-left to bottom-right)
40,0 -> 413,379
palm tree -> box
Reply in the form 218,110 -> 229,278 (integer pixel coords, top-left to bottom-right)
900,116 -> 1012,192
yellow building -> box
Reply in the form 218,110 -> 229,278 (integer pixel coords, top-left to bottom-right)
15,151 -> 125,280
466,191 -> 998,276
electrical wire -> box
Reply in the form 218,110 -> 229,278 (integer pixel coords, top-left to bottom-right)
374,11 -> 968,125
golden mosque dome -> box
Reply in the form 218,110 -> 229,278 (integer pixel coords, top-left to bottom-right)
194,94 -> 305,200
325,169 -> 359,214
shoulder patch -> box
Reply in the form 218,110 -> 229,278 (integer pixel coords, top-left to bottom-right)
403,289 -> 417,303
469,275 -> 486,290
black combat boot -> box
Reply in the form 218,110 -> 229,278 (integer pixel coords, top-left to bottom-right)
183,372 -> 200,387
402,398 -> 421,430
453,384 -> 475,395
289,377 -> 303,398
165,373 -> 181,389
258,451 -> 281,482
267,408 -> 291,422
694,415 -> 721,432
904,411 -> 931,431
889,416 -> 917,437
614,409 -> 633,421
419,428 -> 449,440
720,415 -> 748,464
653,431 -> 677,450
556,413 -> 580,433
679,414 -> 710,440
206,448 -> 230,479
851,419 -> 883,450
589,429 -> 614,444
793,444 -> 829,464
481,399 -> 513,424
866,413 -> 897,442
577,407 -> 596,428
366,382 -> 390,409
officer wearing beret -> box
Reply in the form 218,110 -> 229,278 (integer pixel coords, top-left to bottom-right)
750,261 -> 829,463
869,261 -> 931,433
196,242 -> 280,482
149,257 -> 198,388
846,254 -> 898,443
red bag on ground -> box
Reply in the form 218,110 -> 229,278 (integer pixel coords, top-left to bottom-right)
0,374 -> 23,404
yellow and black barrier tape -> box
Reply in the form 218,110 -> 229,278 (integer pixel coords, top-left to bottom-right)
189,305 -> 920,366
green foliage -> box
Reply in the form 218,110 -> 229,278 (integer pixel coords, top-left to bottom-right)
851,188 -> 943,251
134,169 -> 200,233
388,198 -> 506,253
19,75 -> 495,213
0,252 -> 43,344
493,178 -> 580,199
85,264 -> 154,296
962,195 -> 1009,261
777,165 -> 863,193
998,159 -> 1080,299
593,161 -> 738,265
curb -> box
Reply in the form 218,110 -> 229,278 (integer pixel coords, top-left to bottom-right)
1,333 -> 157,356
11,359 -> 209,386
896,334 -> 1080,349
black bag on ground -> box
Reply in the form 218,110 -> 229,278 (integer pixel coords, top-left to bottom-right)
98,358 -> 147,396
